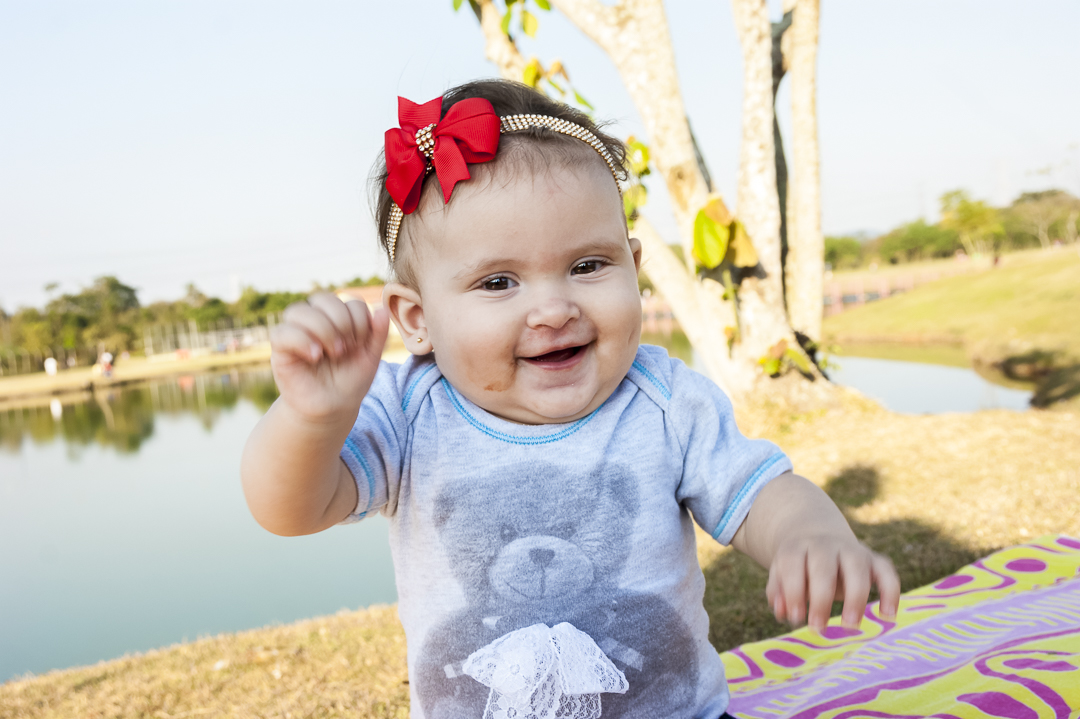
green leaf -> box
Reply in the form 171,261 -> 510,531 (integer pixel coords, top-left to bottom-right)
522,59 -> 541,87
626,137 -> 651,177
693,208 -> 730,270
785,348 -> 812,374
522,9 -> 538,36
534,0 -> 552,9
622,185 -> 648,221
546,78 -> 565,94
572,89 -> 594,111
453,0 -> 464,10
758,356 -> 782,376
501,8 -> 512,35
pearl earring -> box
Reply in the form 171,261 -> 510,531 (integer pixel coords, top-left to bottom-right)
416,337 -> 423,344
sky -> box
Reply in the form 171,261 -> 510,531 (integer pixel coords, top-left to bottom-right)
1,1 -> 1078,311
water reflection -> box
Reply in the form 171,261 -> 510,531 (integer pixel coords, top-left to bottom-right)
0,367 -> 279,455
0,366 -> 395,682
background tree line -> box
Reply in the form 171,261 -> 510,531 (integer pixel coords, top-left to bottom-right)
0,275 -> 383,371
825,188 -> 1080,270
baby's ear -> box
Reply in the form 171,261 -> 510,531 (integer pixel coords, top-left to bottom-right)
628,237 -> 643,272
383,283 -> 431,355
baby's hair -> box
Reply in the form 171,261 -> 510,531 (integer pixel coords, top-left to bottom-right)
370,79 -> 629,286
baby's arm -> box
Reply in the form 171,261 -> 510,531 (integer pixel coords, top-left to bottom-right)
731,472 -> 900,630
241,293 -> 390,536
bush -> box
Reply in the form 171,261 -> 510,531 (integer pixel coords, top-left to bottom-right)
824,236 -> 864,269
877,220 -> 960,263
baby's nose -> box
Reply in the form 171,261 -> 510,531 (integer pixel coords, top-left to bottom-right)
530,548 -> 555,567
525,294 -> 580,330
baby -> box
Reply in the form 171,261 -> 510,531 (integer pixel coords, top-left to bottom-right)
242,79 -> 899,719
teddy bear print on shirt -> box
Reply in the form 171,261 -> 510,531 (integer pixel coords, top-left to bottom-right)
415,462 -> 699,719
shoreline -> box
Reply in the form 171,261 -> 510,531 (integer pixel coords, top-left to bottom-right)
0,345 -> 412,407
0,348 -> 274,404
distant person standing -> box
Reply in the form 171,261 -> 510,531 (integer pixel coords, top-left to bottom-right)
99,351 -> 114,378
43,357 -> 58,376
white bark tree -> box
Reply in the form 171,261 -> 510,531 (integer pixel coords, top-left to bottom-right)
728,0 -> 796,368
784,0 -> 824,342
466,0 -> 824,402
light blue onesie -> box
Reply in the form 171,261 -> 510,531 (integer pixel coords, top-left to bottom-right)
339,344 -> 792,719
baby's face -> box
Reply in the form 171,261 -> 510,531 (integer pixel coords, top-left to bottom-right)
395,161 -> 641,425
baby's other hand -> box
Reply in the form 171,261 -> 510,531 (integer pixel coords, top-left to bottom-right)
269,292 -> 390,423
766,534 -> 900,632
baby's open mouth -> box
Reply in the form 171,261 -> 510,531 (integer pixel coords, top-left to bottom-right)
526,345 -> 585,363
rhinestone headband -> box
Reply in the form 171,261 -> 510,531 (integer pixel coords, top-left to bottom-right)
385,114 -> 623,264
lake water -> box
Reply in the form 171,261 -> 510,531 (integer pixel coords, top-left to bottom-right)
0,350 -> 1033,681
0,369 -> 395,682
828,356 -> 1033,413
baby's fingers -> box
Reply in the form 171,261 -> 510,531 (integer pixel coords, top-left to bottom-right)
872,553 -> 901,620
806,550 -> 840,631
774,550 -> 808,626
307,292 -> 357,354
282,300 -> 346,359
838,550 -> 872,629
270,323 -> 323,364
766,570 -> 786,623
345,300 -> 389,355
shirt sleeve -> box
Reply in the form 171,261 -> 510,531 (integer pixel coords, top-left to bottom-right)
338,360 -> 410,523
669,359 -> 793,545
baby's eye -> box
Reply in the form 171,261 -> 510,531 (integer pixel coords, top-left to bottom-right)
481,276 -> 515,292
500,524 -> 518,543
571,260 -> 605,275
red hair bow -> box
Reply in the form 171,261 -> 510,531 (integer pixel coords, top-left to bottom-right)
384,96 -> 501,214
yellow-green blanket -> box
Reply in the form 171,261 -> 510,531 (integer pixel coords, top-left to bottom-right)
721,534 -> 1080,718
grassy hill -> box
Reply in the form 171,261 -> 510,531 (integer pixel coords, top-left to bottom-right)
824,249 -> 1080,354
824,248 -> 1080,408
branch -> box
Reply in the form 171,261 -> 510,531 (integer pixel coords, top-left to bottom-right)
634,215 -> 747,399
476,0 -> 527,80
549,0 -> 618,50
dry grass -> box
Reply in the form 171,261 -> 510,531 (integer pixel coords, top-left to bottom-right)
1,606 -> 409,719
701,391 -> 1080,650
4,394 -> 1079,718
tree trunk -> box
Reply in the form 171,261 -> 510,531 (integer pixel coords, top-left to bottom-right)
730,0 -> 795,365
476,0 -> 527,81
785,0 -> 824,342
1065,210 -> 1078,245
958,231 -> 977,258
633,217 -> 754,396
1037,221 -> 1051,250
771,8 -> 792,309
551,0 -> 708,265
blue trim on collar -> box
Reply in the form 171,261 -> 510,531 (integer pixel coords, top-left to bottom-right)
401,363 -> 438,413
632,359 -> 671,400
440,378 -> 599,445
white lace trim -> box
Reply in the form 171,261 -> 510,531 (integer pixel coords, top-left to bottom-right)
462,622 -> 629,719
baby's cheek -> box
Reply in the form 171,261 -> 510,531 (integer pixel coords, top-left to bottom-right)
454,329 -> 518,395
598,291 -> 642,347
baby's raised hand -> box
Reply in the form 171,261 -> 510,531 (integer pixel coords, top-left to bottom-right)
269,292 -> 390,423
766,534 -> 900,632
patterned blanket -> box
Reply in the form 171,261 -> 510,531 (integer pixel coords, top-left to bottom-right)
720,535 -> 1080,718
